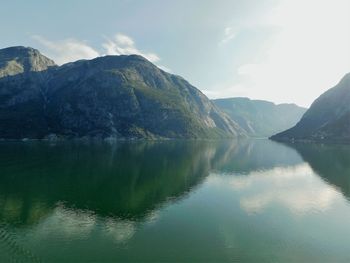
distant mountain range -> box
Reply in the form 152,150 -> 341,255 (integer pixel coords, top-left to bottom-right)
213,98 -> 306,137
0,46 -> 245,139
271,73 -> 350,142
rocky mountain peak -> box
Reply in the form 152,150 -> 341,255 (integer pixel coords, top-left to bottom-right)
0,46 -> 56,77
0,46 -> 245,139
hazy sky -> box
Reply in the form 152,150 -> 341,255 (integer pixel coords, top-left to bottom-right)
1,0 -> 349,107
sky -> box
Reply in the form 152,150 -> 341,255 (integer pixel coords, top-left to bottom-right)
0,0 -> 349,107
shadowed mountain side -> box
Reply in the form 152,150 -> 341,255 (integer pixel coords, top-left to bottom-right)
271,73 -> 350,142
0,47 -> 57,139
0,46 -> 245,139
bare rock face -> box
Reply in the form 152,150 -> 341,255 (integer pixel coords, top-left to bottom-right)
271,73 -> 350,142
0,47 -> 57,138
0,47 -> 245,139
0,46 -> 56,77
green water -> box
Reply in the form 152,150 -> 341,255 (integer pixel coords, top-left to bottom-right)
1,139 -> 350,262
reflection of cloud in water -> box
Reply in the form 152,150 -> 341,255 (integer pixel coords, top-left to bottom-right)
210,164 -> 342,215
104,209 -> 160,243
34,205 -> 97,239
29,204 -> 161,244
144,211 -> 161,225
104,219 -> 136,243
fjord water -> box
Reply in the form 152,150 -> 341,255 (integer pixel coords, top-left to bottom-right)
1,140 -> 350,262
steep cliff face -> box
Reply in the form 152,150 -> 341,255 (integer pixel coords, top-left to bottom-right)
0,47 -> 245,139
271,73 -> 350,142
0,47 -> 57,138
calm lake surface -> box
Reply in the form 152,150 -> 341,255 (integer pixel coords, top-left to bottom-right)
1,139 -> 350,262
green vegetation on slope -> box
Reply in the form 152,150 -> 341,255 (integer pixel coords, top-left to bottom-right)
0,47 -> 244,139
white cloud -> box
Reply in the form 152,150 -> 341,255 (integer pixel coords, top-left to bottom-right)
232,0 -> 350,107
102,33 -> 160,63
157,64 -> 172,73
32,33 -> 166,69
115,34 -> 134,46
32,35 -> 100,65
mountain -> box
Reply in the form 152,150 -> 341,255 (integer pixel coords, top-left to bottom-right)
0,46 -> 245,139
0,47 -> 57,139
0,46 -> 56,77
271,73 -> 350,142
213,97 -> 306,137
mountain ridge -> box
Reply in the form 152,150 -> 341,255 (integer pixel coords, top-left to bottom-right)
0,46 -> 245,140
271,73 -> 350,142
213,97 -> 307,137
0,46 -> 56,77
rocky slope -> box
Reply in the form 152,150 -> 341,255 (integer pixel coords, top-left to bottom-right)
271,73 -> 350,142
0,46 -> 245,139
0,46 -> 57,139
213,97 -> 306,137
0,46 -> 56,77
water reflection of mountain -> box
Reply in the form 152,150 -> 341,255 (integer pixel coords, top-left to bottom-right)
211,139 -> 303,174
0,139 -> 308,228
0,140 -> 316,262
289,143 -> 350,198
0,141 -> 220,225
